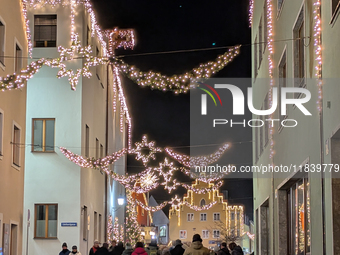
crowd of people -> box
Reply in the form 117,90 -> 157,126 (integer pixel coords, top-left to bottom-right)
59,234 -> 249,255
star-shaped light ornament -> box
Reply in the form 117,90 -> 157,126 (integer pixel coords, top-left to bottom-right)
139,170 -> 159,191
130,135 -> 162,166
156,157 -> 178,181
170,195 -> 182,209
45,33 -> 107,90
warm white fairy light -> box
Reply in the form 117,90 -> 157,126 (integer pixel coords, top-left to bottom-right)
130,135 -> 162,166
165,143 -> 230,168
113,46 -> 241,94
249,0 -> 254,27
134,198 -> 168,212
107,28 -> 135,56
313,0 -> 322,112
182,181 -> 223,194
140,170 -> 159,190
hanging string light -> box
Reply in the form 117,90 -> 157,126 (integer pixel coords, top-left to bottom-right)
313,0 -> 322,112
249,0 -> 254,27
130,135 -> 162,166
165,143 -> 230,168
113,46 -> 241,94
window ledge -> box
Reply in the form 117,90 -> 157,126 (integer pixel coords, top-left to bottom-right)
33,237 -> 58,240
31,151 -> 56,153
11,163 -> 20,171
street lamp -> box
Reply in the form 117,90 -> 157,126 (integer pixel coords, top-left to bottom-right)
117,197 -> 125,206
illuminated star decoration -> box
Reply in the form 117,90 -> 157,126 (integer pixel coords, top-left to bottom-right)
156,157 -> 180,193
170,195 -> 182,210
139,169 -> 159,191
165,142 -> 230,168
130,135 -> 162,166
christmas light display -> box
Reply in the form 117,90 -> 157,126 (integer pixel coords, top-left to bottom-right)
180,167 -> 223,183
134,199 -> 169,212
165,143 -> 230,168
125,191 -> 142,245
112,217 -> 120,242
113,46 -> 241,94
139,169 -> 160,191
249,0 -> 254,27
183,200 -> 217,211
107,215 -> 114,243
182,180 -> 223,194
313,0 -> 322,112
106,28 -> 135,56
130,135 -> 162,166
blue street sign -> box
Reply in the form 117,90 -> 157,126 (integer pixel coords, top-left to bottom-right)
61,222 -> 77,227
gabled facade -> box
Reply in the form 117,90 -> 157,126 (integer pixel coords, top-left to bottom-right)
0,1 -> 28,255
169,180 -> 244,249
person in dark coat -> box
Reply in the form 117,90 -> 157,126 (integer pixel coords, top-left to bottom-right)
132,242 -> 148,255
90,240 -> 101,255
59,242 -> 71,255
228,243 -> 243,255
122,243 -> 134,255
111,241 -> 125,255
217,243 -> 230,255
97,243 -> 110,255
170,240 -> 184,255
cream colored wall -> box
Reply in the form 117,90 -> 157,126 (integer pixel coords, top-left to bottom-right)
0,0 -> 28,255
169,181 -> 244,248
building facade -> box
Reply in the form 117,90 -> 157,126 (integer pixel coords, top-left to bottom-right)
251,0 -> 340,254
22,2 -> 128,255
0,1 -> 28,255
169,180 -> 244,249
149,196 -> 169,245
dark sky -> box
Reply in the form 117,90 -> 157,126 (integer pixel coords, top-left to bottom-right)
91,0 -> 253,220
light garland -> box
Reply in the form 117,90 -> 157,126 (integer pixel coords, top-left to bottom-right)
107,28 -> 135,56
165,143 -> 230,168
134,198 -> 169,212
130,135 -> 162,166
249,0 -> 254,27
180,167 -> 224,182
125,191 -> 143,246
113,46 -> 241,94
182,181 -> 223,194
313,0 -> 322,112
183,200 -> 217,211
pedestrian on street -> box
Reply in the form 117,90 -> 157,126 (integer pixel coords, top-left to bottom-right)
146,240 -> 160,255
71,245 -> 82,255
170,240 -> 184,255
228,243 -> 243,255
109,240 -> 117,253
97,243 -> 110,255
122,243 -> 134,255
111,241 -> 125,255
183,234 -> 210,255
132,242 -> 148,255
90,240 -> 101,255
217,243 -> 230,255
59,242 -> 71,255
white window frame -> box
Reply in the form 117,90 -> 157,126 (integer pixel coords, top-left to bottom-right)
213,212 -> 220,221
202,230 -> 209,239
213,229 -> 220,239
0,15 -> 6,70
187,213 -> 194,222
11,121 -> 21,170
200,213 -> 207,222
14,38 -> 23,73
0,108 -> 4,159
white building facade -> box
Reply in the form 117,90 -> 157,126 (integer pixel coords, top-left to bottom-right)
252,0 -> 340,254
22,2 -> 128,255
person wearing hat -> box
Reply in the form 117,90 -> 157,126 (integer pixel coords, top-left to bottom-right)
217,243 -> 230,255
183,234 -> 210,255
71,245 -> 81,255
170,239 -> 184,255
90,240 -> 101,255
122,243 -> 134,255
59,242 -> 71,255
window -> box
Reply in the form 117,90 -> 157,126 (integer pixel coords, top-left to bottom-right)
213,213 -> 220,221
98,214 -> 102,242
10,223 -> 18,255
213,230 -> 220,238
332,0 -> 340,17
87,26 -> 91,46
200,213 -> 207,221
254,35 -> 258,78
34,204 -> 58,238
202,230 -> 209,239
287,177 -> 310,254
96,47 -> 100,80
231,212 -> 235,220
159,226 -> 166,237
32,119 -> 55,152
259,200 -> 269,255
96,138 -> 99,159
94,211 -> 98,240
258,17 -> 263,66
278,0 -> 285,11
83,206 -> 88,240
0,20 -> 5,66
100,144 -> 104,158
34,15 -> 57,47
15,44 -> 22,73
187,213 -> 194,222
12,125 -> 20,167
293,8 -> 305,90
85,125 -> 89,157
279,50 -> 287,126
237,212 -> 240,220
200,199 -> 206,207
0,110 -> 3,156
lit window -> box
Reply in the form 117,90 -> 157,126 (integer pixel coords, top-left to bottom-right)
34,15 -> 57,47
35,204 -> 58,238
32,119 -> 55,152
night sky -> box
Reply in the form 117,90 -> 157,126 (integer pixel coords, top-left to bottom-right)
91,0 -> 253,220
